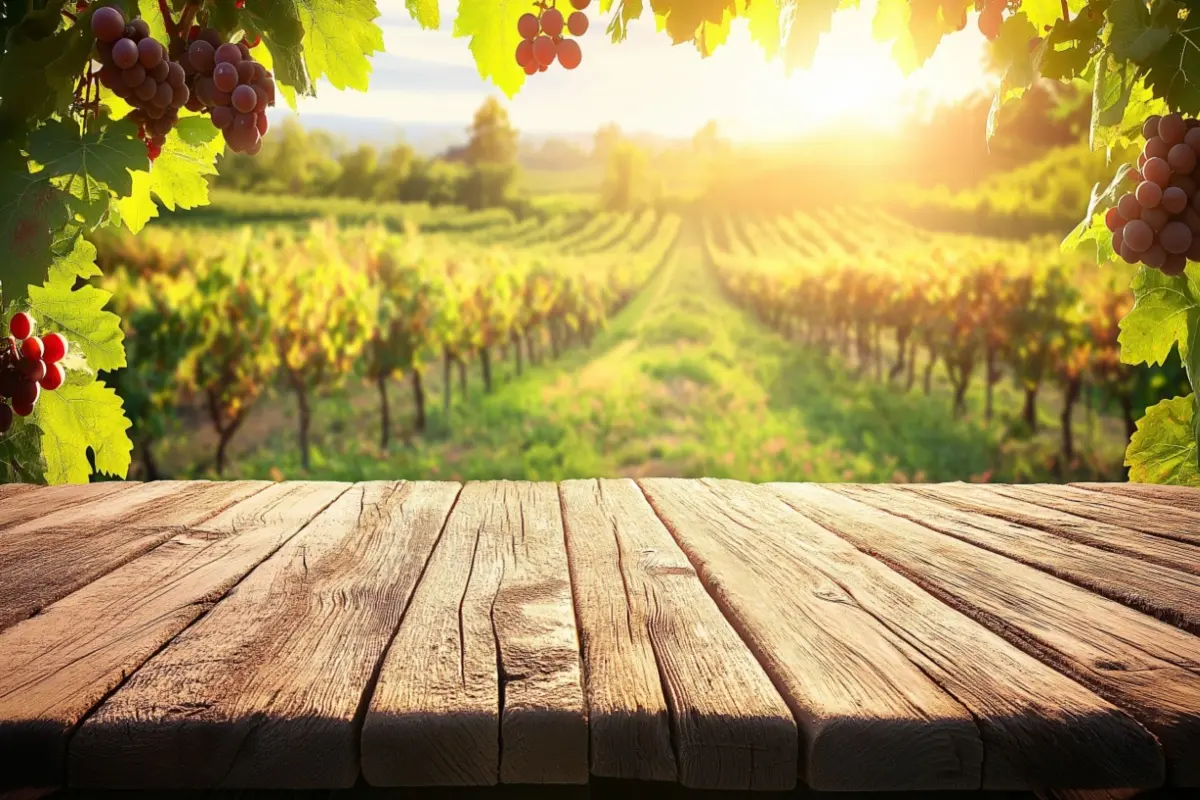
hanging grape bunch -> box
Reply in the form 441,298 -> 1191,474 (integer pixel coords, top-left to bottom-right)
1106,113 -> 1200,276
90,6 -> 190,160
515,0 -> 589,75
977,0 -> 1005,41
182,26 -> 276,155
0,314 -> 70,436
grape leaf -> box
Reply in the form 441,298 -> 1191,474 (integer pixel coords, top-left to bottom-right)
0,21 -> 78,143
28,119 -> 147,200
1145,21 -> 1200,116
1125,395 -> 1200,484
28,280 -> 127,372
0,147 -> 73,303
406,0 -> 441,29
1109,0 -> 1174,63
247,0 -> 383,94
778,0 -> 840,71
603,0 -> 645,42
118,117 -> 224,233
453,0 -> 530,98
1117,265 -> 1200,367
33,377 -> 133,483
0,418 -> 46,484
1062,161 -> 1132,258
746,0 -> 783,57
49,234 -> 103,285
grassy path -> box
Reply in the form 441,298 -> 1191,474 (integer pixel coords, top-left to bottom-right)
157,228 -> 1125,482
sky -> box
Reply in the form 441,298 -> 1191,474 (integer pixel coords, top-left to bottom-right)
291,0 -> 998,142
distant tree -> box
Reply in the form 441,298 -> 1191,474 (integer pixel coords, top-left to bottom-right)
374,143 -> 416,201
692,120 -> 730,158
602,142 -> 648,211
332,144 -> 381,198
466,97 -> 518,167
593,122 -> 622,163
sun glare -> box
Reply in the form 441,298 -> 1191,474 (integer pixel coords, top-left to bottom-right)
291,0 -> 997,141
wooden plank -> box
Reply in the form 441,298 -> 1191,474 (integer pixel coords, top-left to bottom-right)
904,483 -> 1200,576
994,484 -> 1200,547
0,481 -> 270,632
559,479 -> 797,790
0,483 -> 36,504
690,479 -> 1162,790
1072,482 -> 1200,516
638,478 -> 982,791
0,482 -> 137,531
0,481 -> 348,789
70,481 -> 457,790
834,484 -> 1200,634
771,483 -> 1196,786
363,481 -> 587,787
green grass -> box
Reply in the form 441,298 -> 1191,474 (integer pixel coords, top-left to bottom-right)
151,225 -> 1126,483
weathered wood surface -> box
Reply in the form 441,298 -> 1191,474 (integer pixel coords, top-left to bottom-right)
0,482 -> 347,788
1,479 -> 1197,794
559,479 -> 796,790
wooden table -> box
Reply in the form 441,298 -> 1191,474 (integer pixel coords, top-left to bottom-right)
0,479 -> 1197,796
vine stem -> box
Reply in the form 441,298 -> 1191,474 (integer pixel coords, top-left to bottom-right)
158,0 -> 179,39
1060,0 -> 1069,19
178,2 -> 202,37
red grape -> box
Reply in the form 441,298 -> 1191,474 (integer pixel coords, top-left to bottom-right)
9,312 -> 33,340
568,12 -> 589,36
1164,186 -> 1189,214
149,60 -> 170,83
1171,174 -> 1198,195
256,112 -> 270,136
541,9 -> 565,37
1186,127 -> 1200,154
20,336 -> 43,360
516,39 -> 534,68
1143,115 -> 1163,140
1170,142 -> 1198,174
214,62 -> 239,93
167,61 -> 186,88
237,60 -> 257,85
1188,236 -> 1200,261
1137,180 -> 1163,208
1145,137 -> 1169,160
1162,221 -> 1193,254
91,6 -> 126,43
1124,219 -> 1154,252
1164,253 -> 1188,276
129,18 -> 150,39
532,35 -> 556,67
1105,207 -> 1125,232
1160,113 -> 1187,146
113,38 -> 139,69
172,83 -> 190,107
13,379 -> 38,413
1141,244 -> 1167,268
571,0 -> 591,8
518,13 -> 540,40
40,363 -> 65,391
215,43 -> 243,65
232,85 -> 258,113
153,82 -> 173,108
557,38 -> 582,70
211,105 -> 234,129
138,37 -> 163,69
523,61 -> 538,75
1138,152 -> 1148,169
121,64 -> 146,87
1142,206 -> 1170,231
1144,156 -> 1172,187
189,40 -> 216,72
22,359 -> 46,383
1117,193 -> 1141,220
135,77 -> 158,102
1119,241 -> 1140,264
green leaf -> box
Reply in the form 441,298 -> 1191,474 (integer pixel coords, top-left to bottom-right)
118,117 -> 224,233
1145,22 -> 1200,116
1109,0 -> 1173,62
33,377 -> 133,483
747,0 -> 782,57
29,119 -> 147,200
1117,265 -> 1200,367
1038,2 -> 1107,81
0,23 -> 81,143
1063,161 -> 1132,258
28,280 -> 127,372
246,0 -> 383,94
1125,395 -> 1200,484
406,0 -> 441,28
0,147 -> 73,303
49,234 -> 103,285
454,0 -> 530,98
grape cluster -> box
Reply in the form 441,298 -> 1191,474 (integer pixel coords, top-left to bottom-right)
1106,113 -> 1200,276
91,6 -> 190,160
0,314 -> 70,434
515,0 -> 589,75
180,27 -> 275,154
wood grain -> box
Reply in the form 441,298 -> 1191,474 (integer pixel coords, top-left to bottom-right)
70,481 -> 455,790
0,481 -> 347,790
775,484 -> 1194,786
638,478 -> 981,791
363,481 -> 587,787
0,482 -> 137,531
0,483 -> 35,504
903,483 -> 1200,576
752,480 -> 1164,790
835,484 -> 1200,633
1072,482 -> 1200,516
0,481 -> 269,632
559,479 -> 797,790
993,484 -> 1200,546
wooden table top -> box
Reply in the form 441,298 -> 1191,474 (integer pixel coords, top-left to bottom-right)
0,479 -> 1197,796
